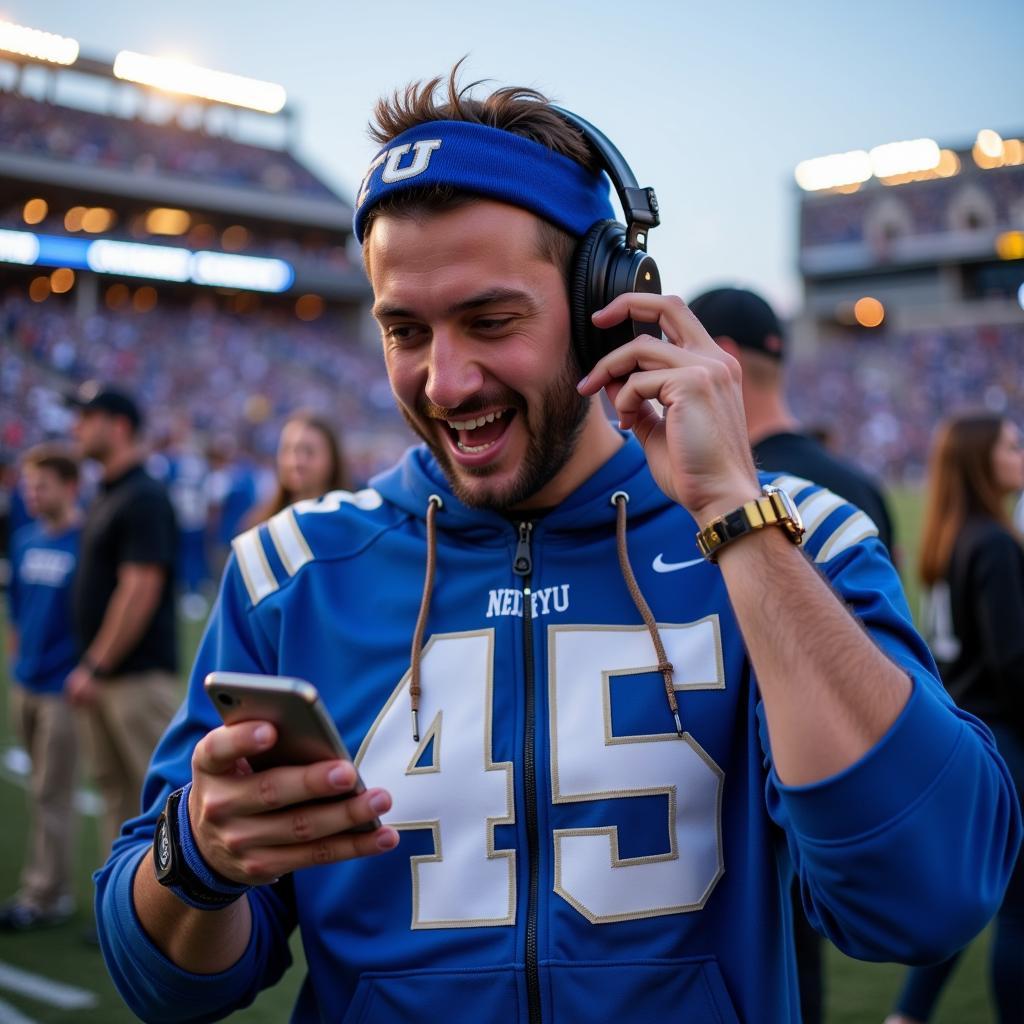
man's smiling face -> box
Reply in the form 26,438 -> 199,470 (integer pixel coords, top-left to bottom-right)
366,200 -> 591,511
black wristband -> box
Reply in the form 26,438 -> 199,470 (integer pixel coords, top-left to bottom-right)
153,787 -> 250,910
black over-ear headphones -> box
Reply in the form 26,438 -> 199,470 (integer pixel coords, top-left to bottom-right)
551,106 -> 662,375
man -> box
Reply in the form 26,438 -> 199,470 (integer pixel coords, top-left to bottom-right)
688,285 -> 896,1023
1,444 -> 81,930
689,286 -> 894,554
66,382 -> 179,861
95,73 -> 1020,1024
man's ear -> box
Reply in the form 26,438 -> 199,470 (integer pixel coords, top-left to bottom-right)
714,335 -> 741,360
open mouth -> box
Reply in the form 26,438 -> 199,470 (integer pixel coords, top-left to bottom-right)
444,408 -> 515,455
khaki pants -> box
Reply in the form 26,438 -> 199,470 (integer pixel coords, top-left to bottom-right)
78,670 -> 180,858
10,687 -> 79,913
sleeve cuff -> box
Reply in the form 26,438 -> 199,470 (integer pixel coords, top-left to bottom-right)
774,675 -> 965,842
100,847 -> 263,1013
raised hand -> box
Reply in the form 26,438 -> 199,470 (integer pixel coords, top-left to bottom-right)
579,293 -> 760,523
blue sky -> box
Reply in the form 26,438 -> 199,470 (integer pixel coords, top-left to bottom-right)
5,0 -> 1022,312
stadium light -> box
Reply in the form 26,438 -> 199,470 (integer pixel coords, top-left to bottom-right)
23,198 -> 48,225
191,251 -> 294,292
0,19 -> 79,65
1003,139 -> 1024,165
1018,282 -> 1024,312
146,208 -> 191,235
0,229 -> 294,292
87,239 -> 193,282
81,208 -> 116,234
869,139 -> 940,179
996,231 -> 1024,261
112,51 -> 287,114
0,228 -> 40,265
50,268 -> 75,294
976,130 -> 1004,159
973,130 -> 1005,169
853,297 -> 885,328
795,150 -> 872,192
935,149 -> 961,177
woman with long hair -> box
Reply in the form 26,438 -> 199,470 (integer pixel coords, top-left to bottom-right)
246,411 -> 350,527
886,413 -> 1024,1024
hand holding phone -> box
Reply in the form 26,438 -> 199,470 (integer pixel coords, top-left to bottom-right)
179,672 -> 397,887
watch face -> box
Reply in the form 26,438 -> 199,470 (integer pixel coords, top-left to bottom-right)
155,816 -> 172,874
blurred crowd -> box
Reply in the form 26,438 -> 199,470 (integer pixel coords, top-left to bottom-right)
1,290 -> 411,476
0,91 -> 337,199
800,165 -> 1024,248
787,321 -> 1024,482
1,290 -> 413,600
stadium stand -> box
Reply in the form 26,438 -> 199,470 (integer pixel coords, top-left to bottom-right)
786,321 -> 1023,482
0,291 -> 410,484
0,91 -> 336,199
790,129 -> 1024,483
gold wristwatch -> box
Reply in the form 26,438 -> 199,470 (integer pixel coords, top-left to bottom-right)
696,485 -> 805,563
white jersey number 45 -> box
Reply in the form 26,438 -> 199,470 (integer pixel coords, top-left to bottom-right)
355,623 -> 724,928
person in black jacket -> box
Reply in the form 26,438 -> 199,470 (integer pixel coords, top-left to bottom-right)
64,383 -> 180,863
887,412 -> 1024,1024
690,285 -> 897,1024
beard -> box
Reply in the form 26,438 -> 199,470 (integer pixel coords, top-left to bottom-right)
398,351 -> 590,511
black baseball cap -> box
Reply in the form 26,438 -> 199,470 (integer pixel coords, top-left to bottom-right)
65,381 -> 142,431
688,286 -> 785,360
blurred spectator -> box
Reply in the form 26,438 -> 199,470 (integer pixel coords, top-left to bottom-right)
0,453 -> 31,589
148,417 -> 212,619
65,383 -> 180,865
0,443 -> 82,931
887,413 -> 1024,1024
245,410 -> 350,527
205,434 -> 260,579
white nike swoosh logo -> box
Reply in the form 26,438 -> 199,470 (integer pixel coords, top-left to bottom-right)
652,553 -> 706,573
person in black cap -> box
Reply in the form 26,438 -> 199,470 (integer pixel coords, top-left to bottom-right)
688,286 -> 894,554
64,381 -> 180,868
689,286 -> 895,1024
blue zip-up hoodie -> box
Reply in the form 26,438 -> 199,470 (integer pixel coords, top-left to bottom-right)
95,438 -> 1021,1023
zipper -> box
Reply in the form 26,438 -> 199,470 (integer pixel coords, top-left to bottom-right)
513,520 -> 541,1024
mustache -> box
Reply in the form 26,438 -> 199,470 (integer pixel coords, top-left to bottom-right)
420,393 -> 526,421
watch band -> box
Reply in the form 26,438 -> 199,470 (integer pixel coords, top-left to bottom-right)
154,785 -> 250,910
696,485 -> 804,563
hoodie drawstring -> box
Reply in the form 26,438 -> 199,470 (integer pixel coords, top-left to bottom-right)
611,491 -> 684,737
408,490 -> 682,743
409,494 -> 443,742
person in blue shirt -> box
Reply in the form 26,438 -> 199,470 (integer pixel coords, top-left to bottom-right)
1,443 -> 82,931
95,69 -> 1021,1024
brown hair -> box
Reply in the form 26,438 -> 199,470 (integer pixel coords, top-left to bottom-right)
918,413 -> 1011,585
247,411 -> 350,527
363,61 -> 599,277
22,442 -> 79,483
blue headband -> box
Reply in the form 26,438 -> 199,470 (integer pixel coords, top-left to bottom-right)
352,120 -> 616,243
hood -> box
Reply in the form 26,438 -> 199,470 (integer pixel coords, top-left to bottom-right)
369,435 -> 680,535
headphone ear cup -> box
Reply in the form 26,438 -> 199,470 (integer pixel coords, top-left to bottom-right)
570,220 -> 662,377
569,219 -> 620,376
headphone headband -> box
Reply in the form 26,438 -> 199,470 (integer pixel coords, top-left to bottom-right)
550,106 -> 661,250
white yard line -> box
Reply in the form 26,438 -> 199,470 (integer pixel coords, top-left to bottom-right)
0,996 -> 39,1024
0,962 -> 98,1010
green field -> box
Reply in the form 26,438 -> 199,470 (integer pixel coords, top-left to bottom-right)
0,488 -> 998,1021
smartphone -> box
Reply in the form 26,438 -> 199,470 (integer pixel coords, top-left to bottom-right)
204,671 -> 379,831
